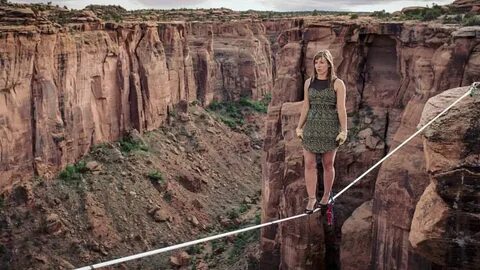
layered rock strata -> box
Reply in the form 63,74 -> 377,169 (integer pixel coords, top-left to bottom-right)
409,86 -> 480,269
1,5 -> 480,269
0,8 -> 274,188
260,21 -> 480,269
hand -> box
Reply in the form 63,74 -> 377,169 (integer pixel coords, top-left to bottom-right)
296,128 -> 303,140
336,130 -> 347,146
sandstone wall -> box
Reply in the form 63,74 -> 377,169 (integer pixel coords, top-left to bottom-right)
260,20 -> 480,269
0,22 -> 193,187
188,21 -> 274,103
409,86 -> 480,269
0,13 -> 275,188
370,26 -> 479,270
1,6 -> 480,268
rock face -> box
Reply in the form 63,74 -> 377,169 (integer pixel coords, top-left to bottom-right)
363,28 -> 479,270
189,21 -> 273,103
0,13 -> 274,188
0,21 -> 194,186
449,0 -> 480,13
260,20 -> 480,269
341,200 -> 373,270
409,86 -> 480,269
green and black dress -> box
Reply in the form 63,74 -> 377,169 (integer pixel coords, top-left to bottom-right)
302,78 -> 340,153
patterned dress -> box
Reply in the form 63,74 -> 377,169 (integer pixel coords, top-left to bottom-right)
302,78 -> 341,153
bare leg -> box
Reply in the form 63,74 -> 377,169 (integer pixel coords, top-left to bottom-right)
303,149 -> 318,210
320,149 -> 337,204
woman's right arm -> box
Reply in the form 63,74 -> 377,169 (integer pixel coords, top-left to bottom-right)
297,78 -> 311,129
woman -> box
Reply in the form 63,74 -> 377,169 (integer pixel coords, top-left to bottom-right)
296,49 -> 347,214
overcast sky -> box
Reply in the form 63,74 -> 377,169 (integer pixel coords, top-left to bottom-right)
11,0 -> 454,12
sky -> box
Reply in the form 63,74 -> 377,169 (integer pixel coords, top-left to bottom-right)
11,0 -> 454,12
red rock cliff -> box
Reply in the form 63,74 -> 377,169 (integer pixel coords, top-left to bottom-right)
409,86 -> 479,269
260,19 -> 479,269
0,21 -> 194,187
0,7 -> 274,188
1,5 -> 479,269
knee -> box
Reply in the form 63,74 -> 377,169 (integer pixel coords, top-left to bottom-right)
323,161 -> 334,171
305,160 -> 317,170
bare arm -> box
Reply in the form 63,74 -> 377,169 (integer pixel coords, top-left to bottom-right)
334,79 -> 347,133
297,78 -> 311,129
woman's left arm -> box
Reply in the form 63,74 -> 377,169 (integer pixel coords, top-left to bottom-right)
335,79 -> 347,133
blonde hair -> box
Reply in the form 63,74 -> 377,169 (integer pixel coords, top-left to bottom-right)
312,49 -> 337,88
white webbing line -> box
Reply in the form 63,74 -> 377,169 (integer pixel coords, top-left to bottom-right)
75,213 -> 306,270
76,85 -> 476,270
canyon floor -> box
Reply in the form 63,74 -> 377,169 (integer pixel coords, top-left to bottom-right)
0,101 -> 267,270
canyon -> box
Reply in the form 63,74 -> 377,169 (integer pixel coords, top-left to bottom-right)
0,1 -> 479,269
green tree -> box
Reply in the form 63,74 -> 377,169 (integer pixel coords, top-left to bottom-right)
372,9 -> 389,19
463,15 -> 480,26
